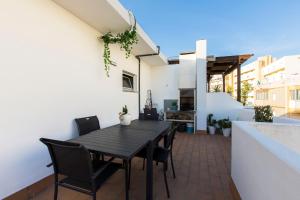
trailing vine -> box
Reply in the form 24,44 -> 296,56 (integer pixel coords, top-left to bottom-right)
100,12 -> 138,77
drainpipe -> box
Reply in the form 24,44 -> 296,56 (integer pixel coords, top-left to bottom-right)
135,46 -> 160,115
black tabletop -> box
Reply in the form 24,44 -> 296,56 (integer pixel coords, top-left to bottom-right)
69,120 -> 171,160
113,120 -> 171,133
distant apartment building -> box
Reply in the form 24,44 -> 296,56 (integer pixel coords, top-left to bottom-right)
255,55 -> 300,116
209,75 -> 223,92
211,54 -> 300,116
225,55 -> 273,104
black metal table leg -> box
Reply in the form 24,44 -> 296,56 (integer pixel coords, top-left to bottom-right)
128,160 -> 131,190
124,159 -> 129,200
146,141 -> 154,200
164,132 -> 168,148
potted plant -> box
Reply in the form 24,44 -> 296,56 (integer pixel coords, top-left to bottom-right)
254,105 -> 273,122
218,118 -> 232,137
207,114 -> 217,135
119,105 -> 132,125
100,12 -> 138,77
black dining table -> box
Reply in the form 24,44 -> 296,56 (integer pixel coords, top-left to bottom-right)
68,120 -> 171,200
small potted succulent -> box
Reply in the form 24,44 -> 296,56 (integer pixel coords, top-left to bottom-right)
218,118 -> 232,137
207,114 -> 217,135
119,105 -> 132,125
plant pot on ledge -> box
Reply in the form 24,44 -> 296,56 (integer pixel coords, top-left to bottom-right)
222,128 -> 231,137
207,114 -> 217,135
120,114 -> 132,126
218,118 -> 232,137
208,126 -> 216,135
119,105 -> 132,126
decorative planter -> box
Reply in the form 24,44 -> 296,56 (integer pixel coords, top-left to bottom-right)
208,126 -> 216,135
119,114 -> 132,126
222,128 -> 231,137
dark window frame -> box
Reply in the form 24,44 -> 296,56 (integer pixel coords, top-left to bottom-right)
122,71 -> 136,92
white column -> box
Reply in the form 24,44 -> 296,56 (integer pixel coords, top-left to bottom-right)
196,40 -> 207,131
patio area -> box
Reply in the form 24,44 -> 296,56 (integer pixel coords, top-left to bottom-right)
33,133 -> 240,200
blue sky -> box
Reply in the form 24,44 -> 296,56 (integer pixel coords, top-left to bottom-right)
120,0 -> 300,63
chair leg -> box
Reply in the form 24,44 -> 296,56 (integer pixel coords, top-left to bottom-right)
142,158 -> 145,170
128,160 -> 131,190
54,176 -> 58,200
91,180 -> 97,200
163,162 -> 170,198
124,160 -> 129,200
170,152 -> 176,179
54,184 -> 58,200
92,192 -> 96,200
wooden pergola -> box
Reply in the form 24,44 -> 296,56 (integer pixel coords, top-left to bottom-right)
168,53 -> 253,102
207,54 -> 253,102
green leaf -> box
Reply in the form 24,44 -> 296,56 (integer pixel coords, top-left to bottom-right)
100,26 -> 138,77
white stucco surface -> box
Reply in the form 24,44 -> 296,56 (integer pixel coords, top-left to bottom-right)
196,40 -> 207,130
150,65 -> 179,112
0,1 -> 152,198
253,123 -> 300,156
206,92 -> 243,120
232,121 -> 300,200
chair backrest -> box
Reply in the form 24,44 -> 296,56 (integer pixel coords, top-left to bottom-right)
143,108 -> 159,120
75,116 -> 100,136
166,124 -> 178,150
40,138 -> 93,182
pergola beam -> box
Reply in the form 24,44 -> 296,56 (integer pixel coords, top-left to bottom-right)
207,54 -> 253,102
237,64 -> 241,102
222,74 -> 226,92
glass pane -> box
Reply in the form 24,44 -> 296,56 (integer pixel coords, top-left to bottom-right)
290,90 -> 296,100
123,74 -> 133,89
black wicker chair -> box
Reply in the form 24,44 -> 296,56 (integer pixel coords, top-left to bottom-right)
40,138 -> 121,200
135,124 -> 178,198
75,116 -> 100,136
143,108 -> 159,120
75,116 -> 104,160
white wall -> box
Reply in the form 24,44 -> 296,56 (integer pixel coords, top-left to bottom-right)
273,116 -> 300,124
140,60 -> 152,111
150,65 -> 179,112
232,122 -> 300,200
196,40 -> 207,130
178,54 -> 196,89
0,0 -> 151,198
206,93 -> 243,120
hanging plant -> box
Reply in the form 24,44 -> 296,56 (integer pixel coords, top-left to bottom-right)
100,11 -> 138,77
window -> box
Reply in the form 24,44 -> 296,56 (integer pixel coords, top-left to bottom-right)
290,89 -> 300,100
122,71 -> 136,92
256,91 -> 268,100
290,90 -> 296,100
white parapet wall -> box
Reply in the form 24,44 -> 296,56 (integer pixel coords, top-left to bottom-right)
206,92 -> 243,120
207,93 -> 300,124
273,116 -> 300,124
232,121 -> 300,200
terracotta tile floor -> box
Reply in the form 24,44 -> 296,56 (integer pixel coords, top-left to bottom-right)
34,133 -> 240,200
